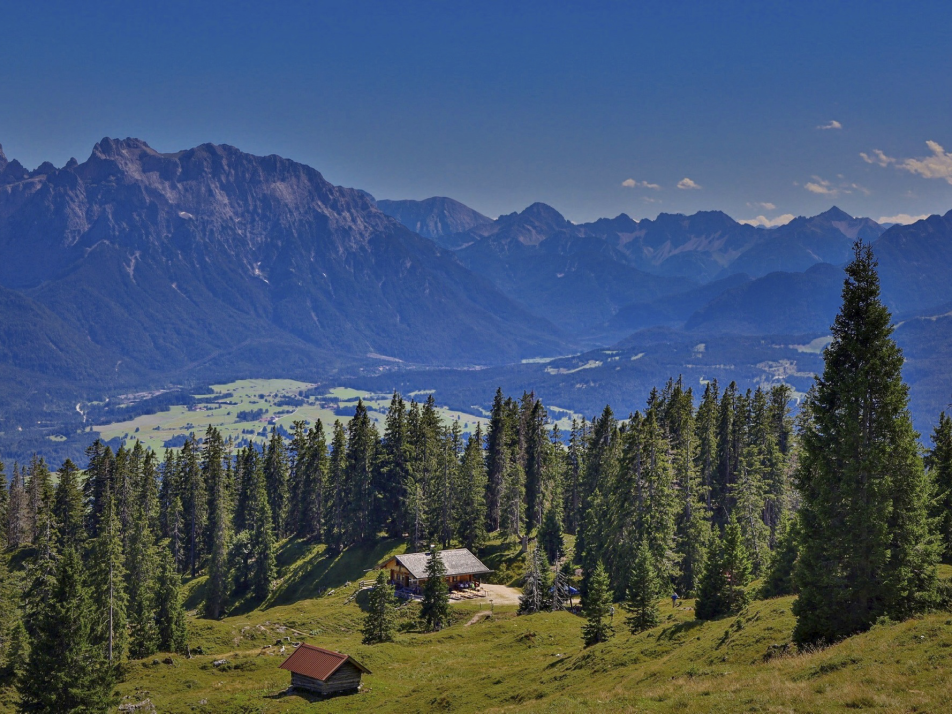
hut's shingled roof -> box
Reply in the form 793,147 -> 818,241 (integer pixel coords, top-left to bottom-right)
279,644 -> 370,681
392,548 -> 492,580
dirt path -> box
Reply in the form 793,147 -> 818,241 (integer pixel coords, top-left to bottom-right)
480,584 -> 522,605
465,611 -> 493,626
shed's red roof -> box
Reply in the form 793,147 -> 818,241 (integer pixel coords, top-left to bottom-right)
278,644 -> 370,681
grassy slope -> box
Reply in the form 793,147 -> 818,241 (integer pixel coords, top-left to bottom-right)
102,541 -> 952,714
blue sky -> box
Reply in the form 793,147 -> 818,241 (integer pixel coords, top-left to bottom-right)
1,1 -> 950,224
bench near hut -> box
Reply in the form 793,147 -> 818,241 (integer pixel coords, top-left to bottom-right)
381,548 -> 492,597
279,644 -> 370,695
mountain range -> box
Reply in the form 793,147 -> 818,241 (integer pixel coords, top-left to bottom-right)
2,137 -> 952,460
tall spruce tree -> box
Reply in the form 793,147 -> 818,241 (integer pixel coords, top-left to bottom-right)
264,427 -> 289,540
7,464 -> 28,549
53,459 -> 85,549
538,506 -> 565,563
87,491 -> 128,663
0,460 -> 7,550
300,421 -> 329,540
928,412 -> 952,562
485,388 -> 513,532
793,242 -> 938,645
695,515 -> 751,620
19,546 -> 116,713
455,426 -> 487,551
624,540 -> 661,633
347,401 -> 379,543
325,421 -> 348,552
362,570 -> 398,645
126,499 -> 160,659
249,465 -> 276,601
582,561 -> 614,646
155,547 -> 187,653
180,437 -> 206,577
759,514 -> 799,599
203,428 -> 232,619
419,547 -> 450,632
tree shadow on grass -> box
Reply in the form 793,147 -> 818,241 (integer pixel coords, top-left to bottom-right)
656,618 -> 705,641
267,538 -> 405,607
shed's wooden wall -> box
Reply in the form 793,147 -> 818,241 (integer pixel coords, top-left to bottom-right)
289,662 -> 363,694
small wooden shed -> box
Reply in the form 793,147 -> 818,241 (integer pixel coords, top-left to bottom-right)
279,643 -> 370,695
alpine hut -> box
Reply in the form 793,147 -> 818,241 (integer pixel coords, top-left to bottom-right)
279,644 -> 370,695
381,548 -> 492,590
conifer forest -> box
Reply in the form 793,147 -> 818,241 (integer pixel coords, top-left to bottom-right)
0,242 -> 949,711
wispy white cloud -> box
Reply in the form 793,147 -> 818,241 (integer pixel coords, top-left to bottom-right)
900,141 -> 952,184
622,178 -> 661,189
860,149 -> 895,167
805,176 -> 836,195
863,141 -> 952,185
747,201 -> 776,211
739,214 -> 796,227
802,175 -> 867,196
877,213 -> 929,225
677,177 -> 701,190
817,120 -> 843,130
641,196 -> 661,204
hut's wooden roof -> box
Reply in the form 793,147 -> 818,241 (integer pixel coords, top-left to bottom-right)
279,644 -> 370,681
387,548 -> 492,580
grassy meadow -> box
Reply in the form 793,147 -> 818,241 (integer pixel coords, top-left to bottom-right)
91,380 -> 491,454
72,540 -> 950,714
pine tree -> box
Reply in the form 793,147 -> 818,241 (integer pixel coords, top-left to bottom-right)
564,418 -> 587,535
179,436 -> 206,577
582,561 -> 614,646
250,465 -> 276,601
455,426 -> 487,551
126,501 -> 160,659
362,570 -> 398,645
53,458 -> 85,549
760,514 -> 799,599
0,460 -> 7,550
19,546 -> 115,713
7,463 -> 29,549
519,547 -> 551,614
677,506 -> 709,597
500,454 -> 526,540
695,515 -> 750,619
733,441 -> 770,576
794,242 -> 938,646
83,440 -> 115,538
287,420 -> 309,536
428,422 -> 460,548
419,547 -> 450,632
25,455 -> 54,546
624,540 -> 661,633
347,400 -> 379,543
325,421 -> 348,552
380,393 -> 411,538
538,506 -> 565,563
87,491 -> 128,663
300,421 -> 328,539
155,547 -> 187,654
928,412 -> 952,562
524,398 -> 549,530
203,428 -> 232,619
264,427 -> 289,540
485,388 -> 509,532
